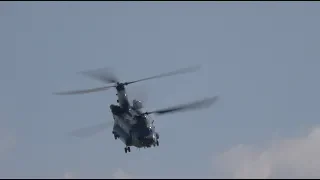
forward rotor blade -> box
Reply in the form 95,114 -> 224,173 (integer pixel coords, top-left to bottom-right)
53,86 -> 114,95
145,96 -> 219,116
79,67 -> 119,84
125,65 -> 201,85
68,122 -> 113,138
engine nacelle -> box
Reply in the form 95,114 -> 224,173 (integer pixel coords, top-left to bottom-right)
132,99 -> 143,110
113,125 -> 132,146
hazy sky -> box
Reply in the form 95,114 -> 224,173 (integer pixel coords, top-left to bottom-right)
2,1 -> 320,178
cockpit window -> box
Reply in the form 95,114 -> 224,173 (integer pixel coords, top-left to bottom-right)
141,127 -> 152,137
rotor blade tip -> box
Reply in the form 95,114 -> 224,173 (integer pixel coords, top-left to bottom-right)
208,96 -> 219,102
53,92 -> 63,95
194,64 -> 202,69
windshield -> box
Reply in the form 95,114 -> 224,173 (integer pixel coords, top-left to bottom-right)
141,127 -> 153,137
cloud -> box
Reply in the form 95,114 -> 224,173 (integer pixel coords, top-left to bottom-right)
213,126 -> 320,178
58,126 -> 320,179
59,169 -> 134,179
63,172 -> 75,179
112,169 -> 133,179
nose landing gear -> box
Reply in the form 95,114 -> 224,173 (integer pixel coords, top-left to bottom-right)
153,140 -> 160,147
124,146 -> 131,153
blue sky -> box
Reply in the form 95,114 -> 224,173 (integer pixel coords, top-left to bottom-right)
1,2 -> 320,178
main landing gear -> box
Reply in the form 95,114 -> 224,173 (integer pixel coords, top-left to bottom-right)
153,140 -> 160,147
124,146 -> 131,153
114,134 -> 119,140
112,132 -> 119,140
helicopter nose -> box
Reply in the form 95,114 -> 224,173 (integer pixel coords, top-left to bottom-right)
146,133 -> 156,140
141,135 -> 155,145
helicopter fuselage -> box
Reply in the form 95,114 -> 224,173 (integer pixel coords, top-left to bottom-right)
110,86 -> 159,153
54,65 -> 216,154
111,110 -> 159,149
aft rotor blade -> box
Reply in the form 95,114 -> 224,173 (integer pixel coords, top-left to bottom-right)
79,67 -> 119,84
53,86 -> 114,95
125,65 -> 201,85
145,96 -> 219,115
68,122 -> 113,138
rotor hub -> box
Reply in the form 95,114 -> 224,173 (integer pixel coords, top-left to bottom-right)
115,82 -> 125,91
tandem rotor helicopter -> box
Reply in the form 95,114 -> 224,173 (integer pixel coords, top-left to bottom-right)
54,66 -> 219,153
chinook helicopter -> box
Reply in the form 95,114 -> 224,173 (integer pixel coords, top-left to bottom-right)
54,66 -> 218,153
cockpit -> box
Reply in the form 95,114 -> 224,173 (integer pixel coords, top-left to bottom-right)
140,127 -> 153,137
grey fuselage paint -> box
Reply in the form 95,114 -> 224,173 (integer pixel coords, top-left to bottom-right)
110,84 -> 159,148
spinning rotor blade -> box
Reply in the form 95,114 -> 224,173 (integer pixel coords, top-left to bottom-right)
125,65 -> 201,85
68,121 -> 113,138
77,65 -> 200,86
79,67 -> 119,84
54,65 -> 200,96
53,86 -> 115,95
145,96 -> 219,116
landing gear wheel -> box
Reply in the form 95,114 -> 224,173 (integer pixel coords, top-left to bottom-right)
113,132 -> 119,140
156,140 -> 159,146
124,147 -> 131,153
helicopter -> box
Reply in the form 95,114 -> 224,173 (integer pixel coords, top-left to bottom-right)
54,66 -> 219,153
